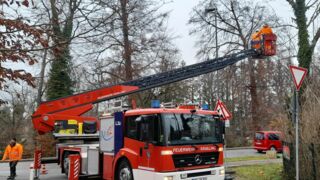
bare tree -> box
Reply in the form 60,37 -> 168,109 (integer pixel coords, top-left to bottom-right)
0,84 -> 36,156
74,0 -> 187,107
80,0 -> 170,82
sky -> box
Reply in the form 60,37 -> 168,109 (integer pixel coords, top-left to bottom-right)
163,0 -> 199,65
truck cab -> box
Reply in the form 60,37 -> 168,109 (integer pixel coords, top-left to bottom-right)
115,108 -> 226,180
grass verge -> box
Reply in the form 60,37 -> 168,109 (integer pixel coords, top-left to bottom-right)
230,163 -> 283,180
225,153 -> 282,162
225,156 -> 269,162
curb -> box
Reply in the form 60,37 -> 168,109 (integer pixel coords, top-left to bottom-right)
226,158 -> 282,167
226,146 -> 253,150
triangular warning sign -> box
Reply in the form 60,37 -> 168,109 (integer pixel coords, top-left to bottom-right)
214,100 -> 232,120
215,103 -> 223,115
289,65 -> 308,91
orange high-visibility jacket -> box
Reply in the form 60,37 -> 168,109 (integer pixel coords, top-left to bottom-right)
2,143 -> 23,161
251,32 -> 261,41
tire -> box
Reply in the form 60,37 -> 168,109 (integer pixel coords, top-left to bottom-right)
117,160 -> 133,180
257,150 -> 263,153
63,153 -> 70,176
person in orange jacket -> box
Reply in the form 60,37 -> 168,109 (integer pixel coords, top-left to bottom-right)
1,138 -> 23,180
251,24 -> 274,52
259,23 -> 273,35
251,30 -> 261,49
258,24 -> 274,52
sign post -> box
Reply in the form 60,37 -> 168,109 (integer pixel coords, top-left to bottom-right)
289,65 -> 308,180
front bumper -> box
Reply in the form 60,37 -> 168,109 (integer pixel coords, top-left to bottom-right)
133,166 -> 225,180
254,145 -> 268,151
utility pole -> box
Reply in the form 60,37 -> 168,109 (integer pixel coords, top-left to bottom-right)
205,5 -> 218,108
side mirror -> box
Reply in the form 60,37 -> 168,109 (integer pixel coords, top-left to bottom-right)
214,117 -> 225,142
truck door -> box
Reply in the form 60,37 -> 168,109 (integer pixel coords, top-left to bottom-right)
137,114 -> 161,171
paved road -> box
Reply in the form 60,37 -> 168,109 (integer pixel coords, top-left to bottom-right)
0,162 -> 66,180
225,147 -> 262,158
0,148 -> 265,180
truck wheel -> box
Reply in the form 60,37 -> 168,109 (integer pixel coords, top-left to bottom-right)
117,160 -> 133,180
270,146 -> 277,152
257,150 -> 263,153
63,153 -> 70,176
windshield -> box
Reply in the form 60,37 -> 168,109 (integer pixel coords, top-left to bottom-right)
162,113 -> 223,146
255,133 -> 264,140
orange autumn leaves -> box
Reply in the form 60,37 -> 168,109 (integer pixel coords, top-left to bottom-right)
0,0 -> 48,94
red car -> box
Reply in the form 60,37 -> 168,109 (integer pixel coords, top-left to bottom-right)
254,131 -> 283,153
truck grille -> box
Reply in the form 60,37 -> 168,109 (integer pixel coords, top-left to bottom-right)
172,152 -> 219,168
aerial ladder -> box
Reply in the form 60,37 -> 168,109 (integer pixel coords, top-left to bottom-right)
32,33 -> 277,135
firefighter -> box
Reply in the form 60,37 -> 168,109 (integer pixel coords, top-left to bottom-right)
259,23 -> 273,35
1,138 -> 23,180
251,30 -> 261,49
251,24 -> 274,53
258,24 -> 274,53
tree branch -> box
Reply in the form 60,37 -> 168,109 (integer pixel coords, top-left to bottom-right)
310,27 -> 320,52
194,9 -> 240,36
306,0 -> 319,10
50,0 -> 61,37
307,3 -> 320,27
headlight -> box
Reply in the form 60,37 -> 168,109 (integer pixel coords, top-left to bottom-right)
161,150 -> 173,155
219,169 -> 225,175
218,147 -> 223,152
164,176 -> 174,180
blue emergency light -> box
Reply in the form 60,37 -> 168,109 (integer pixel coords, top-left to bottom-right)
151,100 -> 161,108
202,104 -> 209,110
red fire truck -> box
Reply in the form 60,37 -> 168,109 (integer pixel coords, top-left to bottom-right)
31,33 -> 277,180
98,104 -> 226,180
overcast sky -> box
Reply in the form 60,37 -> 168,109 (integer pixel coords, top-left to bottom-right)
163,0 -> 199,65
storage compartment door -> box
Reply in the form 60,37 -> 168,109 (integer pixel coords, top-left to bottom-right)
87,148 -> 99,175
100,116 -> 114,153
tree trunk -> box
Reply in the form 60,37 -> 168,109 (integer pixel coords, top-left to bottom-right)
36,49 -> 48,106
295,0 -> 312,70
248,58 -> 260,131
46,0 -> 76,100
120,0 -> 133,81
